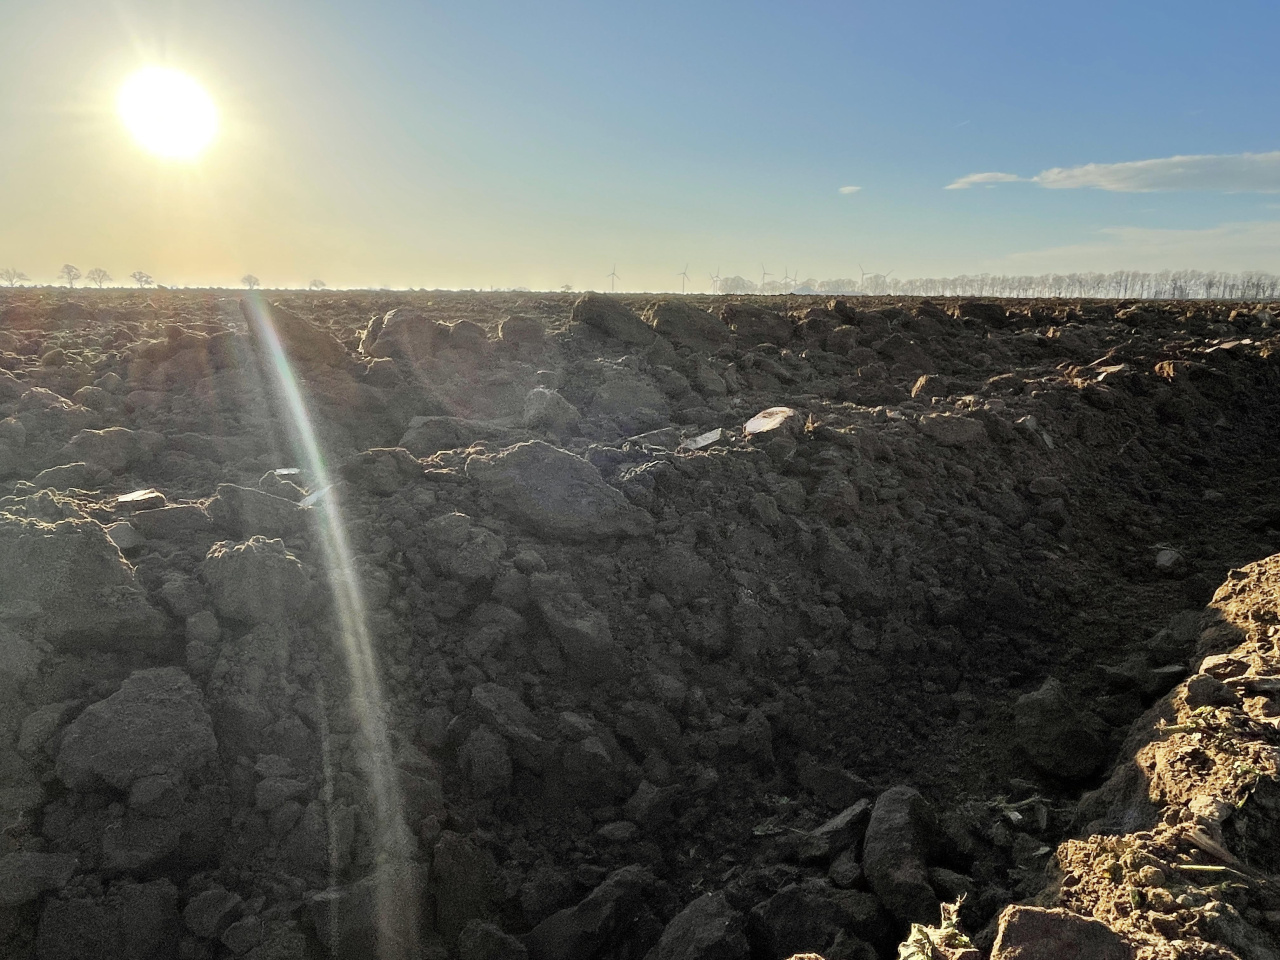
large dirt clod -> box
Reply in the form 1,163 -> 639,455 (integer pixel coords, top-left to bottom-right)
465,441 -> 654,541
570,293 -> 655,346
0,514 -> 166,652
55,666 -> 218,791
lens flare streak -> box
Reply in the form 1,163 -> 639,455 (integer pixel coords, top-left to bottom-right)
242,295 -> 417,958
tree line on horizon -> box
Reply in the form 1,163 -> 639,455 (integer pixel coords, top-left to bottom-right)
0,268 -> 328,292
718,268 -> 1280,300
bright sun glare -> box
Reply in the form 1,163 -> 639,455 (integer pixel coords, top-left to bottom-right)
117,67 -> 218,160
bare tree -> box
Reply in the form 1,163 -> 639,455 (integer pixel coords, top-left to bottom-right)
308,279 -> 326,290
241,274 -> 260,290
718,275 -> 756,294
86,268 -> 112,288
58,264 -> 81,288
130,271 -> 154,288
0,268 -> 29,287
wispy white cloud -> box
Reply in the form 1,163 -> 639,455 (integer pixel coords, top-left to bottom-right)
993,219 -> 1280,273
947,151 -> 1280,193
944,171 -> 1024,190
838,185 -> 862,194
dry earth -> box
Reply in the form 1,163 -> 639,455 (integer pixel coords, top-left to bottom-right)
0,288 -> 1278,960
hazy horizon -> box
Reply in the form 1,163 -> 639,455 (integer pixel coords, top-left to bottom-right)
4,266 -> 1278,302
3,1 -> 1278,291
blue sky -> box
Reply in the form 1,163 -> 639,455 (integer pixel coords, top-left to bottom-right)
2,0 -> 1278,290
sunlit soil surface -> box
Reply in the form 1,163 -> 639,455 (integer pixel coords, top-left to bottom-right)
0,288 -> 1278,958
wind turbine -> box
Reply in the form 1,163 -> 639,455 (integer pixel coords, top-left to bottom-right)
783,267 -> 797,292
607,264 -> 619,293
760,264 -> 772,289
861,267 -> 895,294
677,264 -> 690,294
710,267 -> 722,295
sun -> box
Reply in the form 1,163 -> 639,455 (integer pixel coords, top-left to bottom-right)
117,67 -> 218,160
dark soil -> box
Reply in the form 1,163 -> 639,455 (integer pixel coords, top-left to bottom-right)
0,288 -> 1278,959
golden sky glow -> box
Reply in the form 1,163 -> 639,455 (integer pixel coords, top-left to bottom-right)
117,67 -> 218,160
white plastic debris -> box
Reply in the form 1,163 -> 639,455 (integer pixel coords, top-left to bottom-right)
115,489 -> 165,511
743,406 -> 799,436
680,427 -> 723,451
270,467 -> 301,476
299,484 -> 335,508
